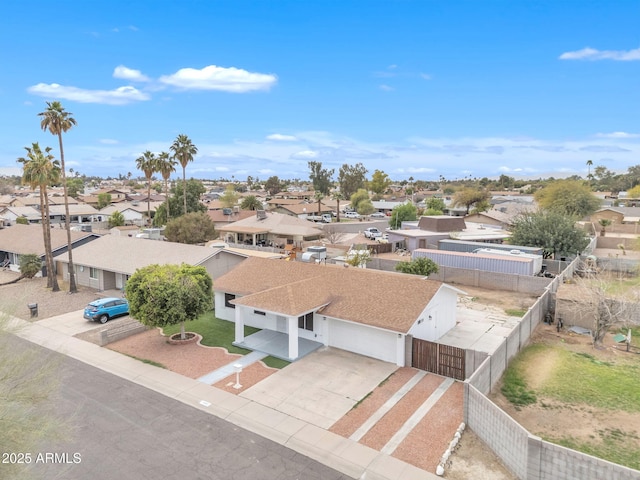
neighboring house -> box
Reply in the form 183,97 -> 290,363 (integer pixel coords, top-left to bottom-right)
217,211 -> 324,247
388,216 -> 510,251
590,207 -> 640,225
100,201 -> 164,225
0,224 -> 99,275
206,208 -> 256,230
0,206 -> 42,225
54,234 -> 251,291
215,257 -> 463,365
273,202 -> 333,219
48,204 -> 101,225
464,209 -> 516,229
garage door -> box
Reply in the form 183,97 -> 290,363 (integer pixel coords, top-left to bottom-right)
328,319 -> 398,364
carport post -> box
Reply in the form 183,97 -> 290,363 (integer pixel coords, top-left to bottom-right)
287,316 -> 298,359
234,307 -> 244,343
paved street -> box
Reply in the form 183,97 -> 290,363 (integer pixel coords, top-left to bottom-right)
11,337 -> 350,480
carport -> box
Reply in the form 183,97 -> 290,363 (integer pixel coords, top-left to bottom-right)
233,330 -> 323,361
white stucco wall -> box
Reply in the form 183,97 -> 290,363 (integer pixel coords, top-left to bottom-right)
327,317 -> 400,365
408,285 -> 458,341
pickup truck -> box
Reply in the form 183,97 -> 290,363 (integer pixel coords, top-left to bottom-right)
307,213 -> 332,223
363,227 -> 382,239
344,211 -> 361,219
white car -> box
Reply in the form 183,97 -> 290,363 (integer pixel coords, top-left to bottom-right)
370,212 -> 386,218
344,211 -> 361,219
363,227 -> 382,239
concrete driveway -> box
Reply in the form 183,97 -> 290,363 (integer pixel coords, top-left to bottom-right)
36,309 -> 130,336
240,347 -> 398,429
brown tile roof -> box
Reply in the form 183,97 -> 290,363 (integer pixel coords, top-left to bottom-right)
216,257 -> 444,333
0,224 -> 93,256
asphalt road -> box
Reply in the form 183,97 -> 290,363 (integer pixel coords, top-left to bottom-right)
6,337 -> 350,480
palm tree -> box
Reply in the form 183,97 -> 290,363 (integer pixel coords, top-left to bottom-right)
314,191 -> 324,215
170,134 -> 198,215
332,191 -> 344,222
240,195 -> 262,210
586,159 -> 593,179
135,151 -> 158,225
18,143 -> 61,291
38,101 -> 78,292
157,151 -> 177,223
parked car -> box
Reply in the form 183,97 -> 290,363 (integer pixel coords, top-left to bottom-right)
344,211 -> 361,219
363,227 -> 382,239
84,297 -> 129,324
370,212 -> 386,218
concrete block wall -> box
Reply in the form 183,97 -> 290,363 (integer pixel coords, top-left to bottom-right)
538,441 -> 640,480
466,385 -> 529,480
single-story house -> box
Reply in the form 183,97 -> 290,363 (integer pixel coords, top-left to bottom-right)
0,224 -> 99,275
54,234 -> 254,291
217,211 -> 324,247
206,208 -> 256,230
214,257 -> 463,365
48,204 -> 101,225
388,216 -> 510,251
0,206 -> 42,225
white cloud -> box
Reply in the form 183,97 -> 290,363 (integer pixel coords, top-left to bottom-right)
266,133 -> 298,142
291,150 -> 318,159
420,73 -> 432,80
379,84 -> 394,91
27,83 -> 150,105
113,65 -> 150,82
596,131 -> 640,139
99,138 -> 119,144
159,65 -> 277,92
559,46 -> 640,61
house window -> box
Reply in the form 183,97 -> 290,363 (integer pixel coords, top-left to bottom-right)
253,310 -> 266,316
225,293 -> 236,309
89,267 -> 98,279
298,312 -> 314,331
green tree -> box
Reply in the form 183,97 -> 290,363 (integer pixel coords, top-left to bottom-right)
332,191 -> 344,222
38,101 -> 78,293
136,151 -> 159,225
626,184 -> 640,199
389,203 -> 418,229
395,257 -> 439,276
425,197 -> 446,214
453,187 -> 491,214
16,216 -> 28,225
170,134 -> 198,215
220,184 -> 239,208
66,177 -> 84,198
357,199 -> 375,216
349,188 -> 370,212
264,176 -> 282,196
308,161 -> 334,195
338,163 -> 367,199
369,170 -> 392,195
126,264 -> 213,340
0,254 -> 42,286
157,151 -> 177,223
108,210 -> 125,228
240,195 -> 262,210
97,192 -> 112,209
586,159 -> 593,180
534,180 -> 600,218
18,143 -> 60,291
153,179 -> 206,226
164,212 -> 216,244
598,218 -> 612,237
509,210 -> 589,259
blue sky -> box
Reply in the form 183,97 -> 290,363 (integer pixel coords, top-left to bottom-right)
1,0 -> 639,182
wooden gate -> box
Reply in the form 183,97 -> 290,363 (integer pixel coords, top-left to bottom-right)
412,338 -> 466,380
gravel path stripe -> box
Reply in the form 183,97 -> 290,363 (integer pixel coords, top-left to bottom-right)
197,350 -> 268,384
349,370 -> 426,442
381,377 -> 455,455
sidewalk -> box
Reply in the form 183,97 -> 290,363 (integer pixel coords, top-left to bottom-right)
8,316 -> 438,480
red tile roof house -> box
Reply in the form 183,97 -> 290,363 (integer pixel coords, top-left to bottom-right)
214,257 -> 464,365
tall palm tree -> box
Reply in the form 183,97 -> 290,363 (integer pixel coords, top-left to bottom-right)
314,191 -> 324,215
157,151 -> 177,223
38,101 -> 78,292
136,151 -> 158,226
18,143 -> 61,291
332,191 -> 344,222
170,134 -> 198,215
586,159 -> 593,180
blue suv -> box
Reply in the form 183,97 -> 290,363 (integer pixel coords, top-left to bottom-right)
84,297 -> 129,324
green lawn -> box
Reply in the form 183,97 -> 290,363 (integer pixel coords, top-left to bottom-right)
162,311 -> 289,368
502,342 -> 640,469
